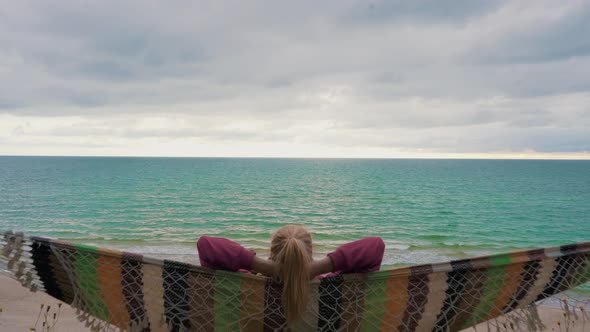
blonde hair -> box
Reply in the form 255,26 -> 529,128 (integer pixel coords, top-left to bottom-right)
269,225 -> 312,325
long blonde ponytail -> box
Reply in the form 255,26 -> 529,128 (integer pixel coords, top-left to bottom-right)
270,225 -> 312,325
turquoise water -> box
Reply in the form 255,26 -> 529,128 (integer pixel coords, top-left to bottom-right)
0,156 -> 589,267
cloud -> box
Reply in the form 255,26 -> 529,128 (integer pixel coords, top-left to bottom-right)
0,1 -> 589,157
468,1 -> 590,64
342,0 -> 507,24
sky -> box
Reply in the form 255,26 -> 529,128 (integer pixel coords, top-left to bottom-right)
1,0 -> 589,159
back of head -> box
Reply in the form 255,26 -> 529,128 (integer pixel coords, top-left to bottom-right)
270,225 -> 312,325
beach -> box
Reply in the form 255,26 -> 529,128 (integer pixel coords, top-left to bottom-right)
1,275 -> 586,332
0,275 -> 89,332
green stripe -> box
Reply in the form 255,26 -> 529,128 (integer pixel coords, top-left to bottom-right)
490,254 -> 512,267
585,255 -> 590,278
461,256 -> 511,329
360,273 -> 388,332
214,273 -> 242,331
564,254 -> 590,289
74,244 -> 109,321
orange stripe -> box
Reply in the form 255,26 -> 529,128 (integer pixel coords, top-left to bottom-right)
96,255 -> 130,330
239,276 -> 265,332
380,272 -> 409,332
485,260 -> 526,320
96,247 -> 124,258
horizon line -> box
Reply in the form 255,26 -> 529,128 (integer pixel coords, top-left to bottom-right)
2,154 -> 590,161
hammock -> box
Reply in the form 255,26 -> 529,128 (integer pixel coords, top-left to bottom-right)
1,231 -> 589,332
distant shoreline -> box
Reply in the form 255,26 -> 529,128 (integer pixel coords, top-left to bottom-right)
2,155 -> 590,161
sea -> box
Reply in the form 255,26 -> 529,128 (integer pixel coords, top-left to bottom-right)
1,156 -> 589,270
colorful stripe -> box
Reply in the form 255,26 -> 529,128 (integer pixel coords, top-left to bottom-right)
30,241 -> 65,301
538,246 -> 575,299
163,260 -> 191,331
214,272 -> 242,331
318,275 -> 343,331
552,245 -> 588,294
433,259 -> 472,330
462,254 -> 510,328
188,269 -> 215,331
120,253 -> 147,329
142,263 -> 168,332
33,238 -> 78,306
380,269 -> 410,331
582,253 -> 590,284
75,244 -> 109,321
413,270 -> 449,331
506,248 -> 546,310
399,265 -> 433,331
264,280 -> 286,331
48,248 -> 75,304
338,274 -> 368,330
96,253 -> 130,330
569,253 -> 590,287
502,260 -> 541,313
536,245 -> 581,301
240,275 -> 265,331
485,260 -> 527,320
447,267 -> 488,331
517,257 -> 557,309
3,233 -> 590,332
359,274 -> 389,331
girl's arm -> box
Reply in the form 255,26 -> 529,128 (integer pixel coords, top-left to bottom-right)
310,256 -> 334,277
251,256 -> 277,276
197,236 -> 256,271
323,237 -> 385,274
197,236 -> 277,275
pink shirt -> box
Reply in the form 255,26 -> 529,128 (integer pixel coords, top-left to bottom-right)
197,236 -> 384,275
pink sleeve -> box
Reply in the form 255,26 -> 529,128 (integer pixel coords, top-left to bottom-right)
196,236 -> 256,271
327,237 -> 385,273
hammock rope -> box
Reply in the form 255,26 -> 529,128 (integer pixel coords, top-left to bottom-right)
1,231 -> 589,332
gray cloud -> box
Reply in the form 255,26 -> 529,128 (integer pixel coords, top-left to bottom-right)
0,1 -> 589,156
343,0 -> 507,24
470,3 -> 590,64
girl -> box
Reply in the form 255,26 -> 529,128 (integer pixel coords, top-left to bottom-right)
197,225 -> 384,325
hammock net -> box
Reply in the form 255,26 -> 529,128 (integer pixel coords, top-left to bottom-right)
1,231 -> 589,332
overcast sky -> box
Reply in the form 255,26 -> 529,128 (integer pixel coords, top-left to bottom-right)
1,0 -> 589,158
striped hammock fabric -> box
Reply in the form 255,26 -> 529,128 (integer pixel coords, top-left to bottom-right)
1,231 -> 589,332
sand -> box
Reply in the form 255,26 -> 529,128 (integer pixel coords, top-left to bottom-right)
0,275 -> 586,331
0,275 -> 90,332
462,306 -> 588,332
